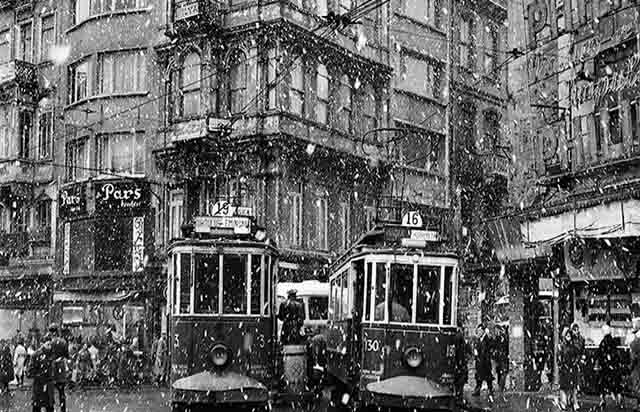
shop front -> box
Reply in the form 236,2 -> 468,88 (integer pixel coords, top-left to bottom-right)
0,274 -> 50,341
54,179 -> 159,350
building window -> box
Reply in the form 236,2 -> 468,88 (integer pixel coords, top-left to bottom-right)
364,206 -> 375,231
337,75 -> 352,132
69,59 -> 90,104
484,26 -> 498,75
582,0 -> 593,23
362,85 -> 377,133
17,21 -> 33,62
229,50 -> 248,114
340,201 -> 350,250
317,0 -> 328,15
267,49 -> 277,110
97,132 -> 145,174
100,51 -> 147,95
483,110 -> 500,151
40,15 -> 55,63
38,110 -> 53,159
18,110 -> 33,159
340,0 -> 351,14
609,106 -> 621,145
316,197 -> 328,250
400,124 -> 445,172
460,17 -> 473,68
289,187 -> 303,247
290,61 -> 305,116
400,54 -> 441,99
169,191 -> 184,240
595,112 -> 603,153
402,0 -> 442,28
631,101 -> 640,151
0,30 -> 9,64
316,64 -> 329,123
73,0 -> 147,24
66,139 -> 87,181
0,107 -> 11,158
34,199 -> 51,230
173,52 -> 200,118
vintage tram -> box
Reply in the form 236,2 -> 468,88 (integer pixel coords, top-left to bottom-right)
324,222 -> 460,411
167,208 -> 280,412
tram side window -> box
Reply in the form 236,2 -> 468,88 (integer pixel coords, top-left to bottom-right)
172,254 -> 179,315
194,254 -> 219,314
389,264 -> 413,323
223,255 -> 248,314
341,271 -> 350,319
443,266 -> 454,325
374,263 -> 387,321
364,262 -> 373,321
179,254 -> 192,314
309,296 -> 328,320
265,256 -> 272,316
250,255 -> 262,315
416,265 -> 440,324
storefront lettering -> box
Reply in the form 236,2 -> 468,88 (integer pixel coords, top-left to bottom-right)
572,52 -> 640,106
574,22 -> 635,62
132,216 -> 145,273
95,181 -> 149,213
100,183 -> 142,202
59,185 -> 86,218
60,191 -> 81,207
63,223 -> 70,275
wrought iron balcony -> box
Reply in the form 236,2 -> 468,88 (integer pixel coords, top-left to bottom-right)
28,226 -> 51,245
167,0 -> 225,37
0,0 -> 33,10
481,153 -> 510,179
0,60 -> 39,90
0,231 -> 28,259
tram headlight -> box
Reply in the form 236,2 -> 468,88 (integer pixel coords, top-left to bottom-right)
210,344 -> 230,368
404,347 -> 423,369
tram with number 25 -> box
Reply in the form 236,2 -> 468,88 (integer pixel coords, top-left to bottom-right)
167,204 -> 281,412
324,218 -> 460,411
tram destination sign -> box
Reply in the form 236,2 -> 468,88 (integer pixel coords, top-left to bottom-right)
194,216 -> 251,235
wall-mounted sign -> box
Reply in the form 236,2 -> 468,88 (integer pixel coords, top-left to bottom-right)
572,52 -> 640,106
194,216 -> 251,235
175,0 -> 199,20
63,223 -> 70,275
95,181 -> 150,214
132,216 -> 145,273
59,185 -> 86,218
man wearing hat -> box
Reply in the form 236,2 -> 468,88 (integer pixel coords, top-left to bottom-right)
48,323 -> 69,412
278,289 -> 305,345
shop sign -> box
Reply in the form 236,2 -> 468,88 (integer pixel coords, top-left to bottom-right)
572,52 -> 640,106
132,216 -> 145,273
574,22 -> 635,62
63,223 -> 70,275
194,216 -> 251,235
95,181 -> 149,213
175,0 -> 199,20
206,200 -> 252,217
59,185 -> 86,218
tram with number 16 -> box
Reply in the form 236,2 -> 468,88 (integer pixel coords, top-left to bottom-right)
167,205 -> 281,412
323,217 -> 460,411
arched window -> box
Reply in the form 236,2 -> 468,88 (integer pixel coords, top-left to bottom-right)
229,50 -> 248,114
362,85 -> 377,133
176,52 -> 201,118
337,75 -> 352,132
316,64 -> 329,124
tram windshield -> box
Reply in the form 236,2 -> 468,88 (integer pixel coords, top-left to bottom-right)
171,251 -> 272,316
362,259 -> 456,326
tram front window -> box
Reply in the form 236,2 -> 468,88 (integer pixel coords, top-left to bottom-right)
223,255 -> 248,314
416,265 -> 440,324
195,254 -> 219,314
389,264 -> 412,323
373,263 -> 387,321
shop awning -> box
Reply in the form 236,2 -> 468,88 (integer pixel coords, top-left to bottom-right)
53,290 -> 140,303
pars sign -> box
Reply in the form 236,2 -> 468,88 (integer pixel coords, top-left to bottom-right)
95,181 -> 149,213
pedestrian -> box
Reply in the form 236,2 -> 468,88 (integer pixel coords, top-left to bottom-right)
598,324 -> 623,408
48,323 -> 69,412
28,342 -> 54,412
153,333 -> 168,385
13,337 -> 27,387
492,324 -> 509,392
278,289 -> 305,345
472,324 -> 494,398
629,317 -> 640,412
76,340 -> 93,388
0,340 -> 14,394
559,327 -> 580,410
571,323 -> 585,410
454,324 -> 471,402
88,337 -> 99,371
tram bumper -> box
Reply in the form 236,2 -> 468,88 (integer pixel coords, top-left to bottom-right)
172,371 -> 269,405
364,376 -> 455,410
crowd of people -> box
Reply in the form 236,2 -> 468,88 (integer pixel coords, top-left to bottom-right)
0,324 -> 170,410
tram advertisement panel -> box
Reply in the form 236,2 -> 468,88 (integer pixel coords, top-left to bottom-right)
360,326 -> 457,389
171,317 -> 274,382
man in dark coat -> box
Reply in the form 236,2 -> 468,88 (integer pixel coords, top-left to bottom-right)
0,340 -> 13,394
278,289 -> 305,345
48,324 -> 69,412
492,325 -> 509,392
454,325 -> 470,402
27,342 -> 54,412
472,324 -> 494,397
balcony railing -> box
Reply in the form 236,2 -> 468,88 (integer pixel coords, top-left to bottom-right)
0,60 -> 38,89
167,0 -> 225,36
0,232 -> 28,258
482,154 -> 510,178
28,227 -> 51,245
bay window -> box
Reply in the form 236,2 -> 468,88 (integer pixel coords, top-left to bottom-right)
97,132 -> 145,174
484,25 -> 499,75
73,0 -> 147,24
69,59 -> 90,103
66,138 -> 88,181
316,64 -> 329,123
362,85 -> 377,133
40,15 -> 55,63
460,17 -> 473,69
290,62 -> 305,116
229,50 -> 248,114
18,110 -> 33,159
174,52 -> 200,118
17,21 -> 33,63
38,110 -> 53,159
337,75 -> 352,132
100,51 -> 147,94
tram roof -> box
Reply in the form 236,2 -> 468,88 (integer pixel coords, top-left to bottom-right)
168,237 -> 278,254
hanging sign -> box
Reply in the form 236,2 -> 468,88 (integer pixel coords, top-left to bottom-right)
132,216 -> 145,272
194,216 -> 251,234
401,211 -> 423,228
63,223 -> 70,275
175,0 -> 199,20
59,184 -> 86,218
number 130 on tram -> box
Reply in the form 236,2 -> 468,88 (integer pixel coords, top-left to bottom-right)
324,223 -> 461,412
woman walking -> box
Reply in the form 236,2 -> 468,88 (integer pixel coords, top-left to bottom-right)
559,327 -> 580,410
13,337 -> 26,387
598,324 -> 623,408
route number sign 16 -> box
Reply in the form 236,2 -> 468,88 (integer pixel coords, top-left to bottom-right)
401,211 -> 423,228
